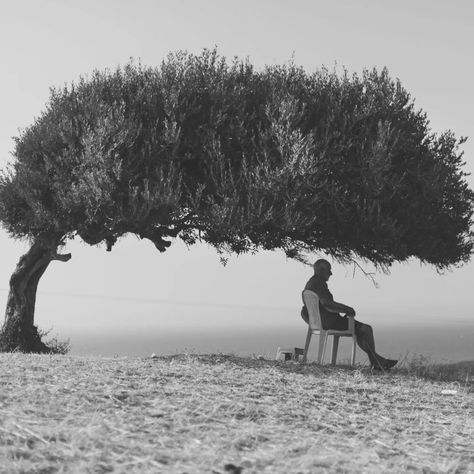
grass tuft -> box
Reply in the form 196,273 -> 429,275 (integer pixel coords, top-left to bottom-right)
396,353 -> 474,385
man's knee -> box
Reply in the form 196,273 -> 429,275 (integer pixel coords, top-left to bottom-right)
355,321 -> 373,337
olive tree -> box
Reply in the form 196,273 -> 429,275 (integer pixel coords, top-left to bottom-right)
1,50 -> 472,352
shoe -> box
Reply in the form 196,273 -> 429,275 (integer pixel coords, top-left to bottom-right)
381,358 -> 398,370
372,357 -> 398,371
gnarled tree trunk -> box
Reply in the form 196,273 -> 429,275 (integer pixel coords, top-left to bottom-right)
0,234 -> 71,353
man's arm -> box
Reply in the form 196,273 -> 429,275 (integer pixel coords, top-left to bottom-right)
319,297 -> 356,316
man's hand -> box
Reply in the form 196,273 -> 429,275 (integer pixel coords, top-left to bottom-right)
345,307 -> 356,317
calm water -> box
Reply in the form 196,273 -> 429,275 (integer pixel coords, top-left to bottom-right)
68,325 -> 474,364
13,291 -> 471,363
57,310 -> 474,364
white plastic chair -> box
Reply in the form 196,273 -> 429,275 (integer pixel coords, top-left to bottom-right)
302,289 -> 357,365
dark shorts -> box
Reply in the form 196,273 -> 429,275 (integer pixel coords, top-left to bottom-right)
300,306 -> 348,330
322,313 -> 366,340
321,313 -> 348,331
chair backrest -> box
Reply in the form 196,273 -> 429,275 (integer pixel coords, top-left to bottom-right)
302,289 -> 323,331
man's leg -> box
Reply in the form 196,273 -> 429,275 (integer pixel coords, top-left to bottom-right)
354,321 -> 397,369
322,314 -> 397,369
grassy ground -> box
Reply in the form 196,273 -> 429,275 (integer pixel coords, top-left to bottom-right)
0,353 -> 473,474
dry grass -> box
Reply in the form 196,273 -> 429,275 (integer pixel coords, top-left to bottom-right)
0,353 -> 473,473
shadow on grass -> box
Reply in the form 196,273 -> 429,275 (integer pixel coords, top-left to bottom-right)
154,352 -> 474,387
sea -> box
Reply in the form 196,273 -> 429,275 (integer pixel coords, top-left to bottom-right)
31,295 -> 474,364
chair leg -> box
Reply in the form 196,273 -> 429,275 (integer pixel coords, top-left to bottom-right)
350,336 -> 357,366
331,335 -> 340,365
302,327 -> 312,363
275,347 -> 281,360
317,331 -> 327,364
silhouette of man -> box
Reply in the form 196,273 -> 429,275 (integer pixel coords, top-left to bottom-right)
302,259 -> 397,370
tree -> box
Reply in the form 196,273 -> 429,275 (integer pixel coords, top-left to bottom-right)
1,49 -> 472,352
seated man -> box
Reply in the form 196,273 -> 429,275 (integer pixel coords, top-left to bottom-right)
301,258 -> 397,370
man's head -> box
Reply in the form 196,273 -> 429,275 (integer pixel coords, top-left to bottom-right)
313,259 -> 332,281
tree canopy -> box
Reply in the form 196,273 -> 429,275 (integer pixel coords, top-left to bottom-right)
1,49 -> 473,269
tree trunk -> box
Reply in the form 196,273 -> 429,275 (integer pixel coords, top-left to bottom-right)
0,234 -> 71,353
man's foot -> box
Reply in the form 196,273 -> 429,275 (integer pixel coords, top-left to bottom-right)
372,357 -> 398,371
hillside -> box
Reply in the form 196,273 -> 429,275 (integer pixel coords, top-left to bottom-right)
0,353 -> 473,473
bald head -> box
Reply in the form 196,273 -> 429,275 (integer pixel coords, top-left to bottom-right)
313,259 -> 332,281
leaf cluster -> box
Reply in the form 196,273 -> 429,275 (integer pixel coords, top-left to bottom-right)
0,49 -> 472,268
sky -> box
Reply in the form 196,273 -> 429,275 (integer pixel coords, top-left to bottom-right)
0,0 -> 473,359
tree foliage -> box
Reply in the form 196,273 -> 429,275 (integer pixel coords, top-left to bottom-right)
1,49 -> 472,269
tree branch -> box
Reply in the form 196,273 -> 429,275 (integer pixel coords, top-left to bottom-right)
51,252 -> 72,262
351,259 -> 380,288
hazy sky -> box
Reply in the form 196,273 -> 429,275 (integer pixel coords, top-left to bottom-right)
0,1 -> 473,354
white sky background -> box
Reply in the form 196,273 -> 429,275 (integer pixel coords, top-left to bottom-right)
0,0 -> 473,355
